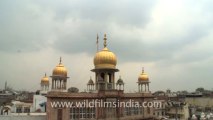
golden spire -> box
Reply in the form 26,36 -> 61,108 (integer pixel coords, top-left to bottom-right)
93,33 -> 118,69
103,33 -> 107,48
96,34 -> 99,52
59,57 -> 62,64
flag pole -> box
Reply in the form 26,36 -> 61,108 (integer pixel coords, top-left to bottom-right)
96,34 -> 99,52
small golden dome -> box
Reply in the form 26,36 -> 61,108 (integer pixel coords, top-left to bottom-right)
93,34 -> 117,69
41,73 -> 49,84
52,57 -> 67,77
138,68 -> 149,81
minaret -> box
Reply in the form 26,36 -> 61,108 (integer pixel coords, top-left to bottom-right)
87,76 -> 95,92
92,34 -> 119,91
116,76 -> 124,90
5,81 -> 7,91
40,73 -> 49,94
138,67 -> 150,93
51,57 -> 69,91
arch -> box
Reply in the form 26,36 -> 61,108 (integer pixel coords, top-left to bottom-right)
108,73 -> 112,83
101,73 -> 105,80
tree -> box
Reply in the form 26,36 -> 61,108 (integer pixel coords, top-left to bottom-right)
196,87 -> 205,93
68,87 -> 79,93
181,90 -> 188,94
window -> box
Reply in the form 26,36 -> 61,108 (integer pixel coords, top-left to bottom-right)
57,109 -> 62,120
16,107 -> 22,113
125,107 -> 131,116
140,107 -> 143,115
70,106 -> 96,119
24,107 -> 30,113
133,107 -> 139,115
147,107 -> 150,114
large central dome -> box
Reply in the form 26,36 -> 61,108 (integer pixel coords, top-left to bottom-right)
93,34 -> 117,69
94,47 -> 117,69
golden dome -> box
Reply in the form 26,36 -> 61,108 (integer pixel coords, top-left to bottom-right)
138,68 -> 149,82
93,34 -> 117,69
41,73 -> 49,84
52,57 -> 67,77
94,47 -> 117,69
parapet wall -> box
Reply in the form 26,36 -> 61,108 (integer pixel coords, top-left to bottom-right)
0,115 -> 46,120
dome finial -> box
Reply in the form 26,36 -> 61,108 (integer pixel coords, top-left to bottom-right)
59,57 -> 62,64
96,33 -> 99,52
103,33 -> 107,48
45,73 -> 47,77
142,67 -> 144,73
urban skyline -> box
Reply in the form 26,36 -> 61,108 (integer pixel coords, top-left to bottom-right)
0,0 -> 213,92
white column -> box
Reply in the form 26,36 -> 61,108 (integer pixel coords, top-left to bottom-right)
148,84 -> 149,92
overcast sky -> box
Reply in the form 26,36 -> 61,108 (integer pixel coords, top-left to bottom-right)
0,0 -> 213,92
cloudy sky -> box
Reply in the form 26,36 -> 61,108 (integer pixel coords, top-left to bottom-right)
0,0 -> 213,92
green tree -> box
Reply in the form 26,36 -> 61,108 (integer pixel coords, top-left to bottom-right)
68,87 -> 79,93
196,87 -> 205,92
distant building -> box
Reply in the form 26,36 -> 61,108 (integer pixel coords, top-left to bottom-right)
153,99 -> 166,119
185,95 -> 213,119
32,73 -> 49,113
185,96 -> 213,109
0,90 -> 16,115
165,101 -> 189,119
0,100 -> 32,115
153,90 -> 190,119
33,95 -> 47,113
0,75 -> 48,119
11,100 -> 32,114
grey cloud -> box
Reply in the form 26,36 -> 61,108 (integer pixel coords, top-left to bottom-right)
0,0 -> 157,53
34,0 -> 157,27
1,0 -> 212,66
53,21 -> 212,65
0,0 -> 213,92
0,1 -> 56,52
51,0 -> 213,65
51,1 -> 157,55
112,24 -> 209,63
